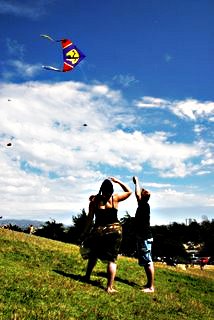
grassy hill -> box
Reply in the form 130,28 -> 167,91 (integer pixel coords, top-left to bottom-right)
0,229 -> 213,320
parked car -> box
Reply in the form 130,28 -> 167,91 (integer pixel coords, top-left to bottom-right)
164,257 -> 177,267
190,257 -> 199,265
198,257 -> 209,264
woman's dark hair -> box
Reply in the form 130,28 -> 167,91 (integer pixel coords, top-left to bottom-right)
98,179 -> 114,196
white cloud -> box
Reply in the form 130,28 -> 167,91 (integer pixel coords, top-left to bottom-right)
2,60 -> 41,79
144,182 -> 172,188
6,38 -> 25,59
197,140 -> 214,169
112,187 -> 214,225
134,96 -> 169,108
0,81 -> 213,223
194,124 -> 205,135
112,74 -> 139,87
164,53 -> 173,62
135,96 -> 214,121
172,99 -> 214,120
153,188 -> 214,208
196,170 -> 212,176
0,0 -> 48,19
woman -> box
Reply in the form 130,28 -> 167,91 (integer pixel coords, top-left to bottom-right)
81,177 -> 132,293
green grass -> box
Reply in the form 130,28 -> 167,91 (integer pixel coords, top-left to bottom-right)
0,229 -> 213,320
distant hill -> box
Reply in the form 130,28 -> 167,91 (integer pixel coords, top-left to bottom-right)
0,219 -> 44,229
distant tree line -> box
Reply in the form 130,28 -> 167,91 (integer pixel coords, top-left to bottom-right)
120,213 -> 214,262
4,210 -> 214,262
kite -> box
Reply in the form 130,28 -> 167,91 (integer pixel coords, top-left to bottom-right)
40,34 -> 86,72
0,141 -> 12,148
0,135 -> 14,148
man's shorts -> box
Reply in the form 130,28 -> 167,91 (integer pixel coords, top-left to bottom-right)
137,238 -> 153,266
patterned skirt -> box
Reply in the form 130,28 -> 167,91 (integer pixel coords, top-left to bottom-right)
80,222 -> 122,262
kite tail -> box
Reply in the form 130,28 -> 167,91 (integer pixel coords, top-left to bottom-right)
40,34 -> 61,42
42,65 -> 61,72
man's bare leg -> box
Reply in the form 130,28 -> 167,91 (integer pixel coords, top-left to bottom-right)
142,262 -> 155,293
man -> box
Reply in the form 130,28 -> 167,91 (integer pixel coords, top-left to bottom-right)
133,176 -> 155,293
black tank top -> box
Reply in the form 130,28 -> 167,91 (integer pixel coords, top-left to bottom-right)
94,196 -> 119,227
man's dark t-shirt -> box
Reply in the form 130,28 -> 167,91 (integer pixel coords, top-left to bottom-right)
135,200 -> 152,240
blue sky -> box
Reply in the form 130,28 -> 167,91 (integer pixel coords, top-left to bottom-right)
0,0 -> 213,226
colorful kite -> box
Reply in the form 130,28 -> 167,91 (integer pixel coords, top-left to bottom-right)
40,34 -> 86,72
